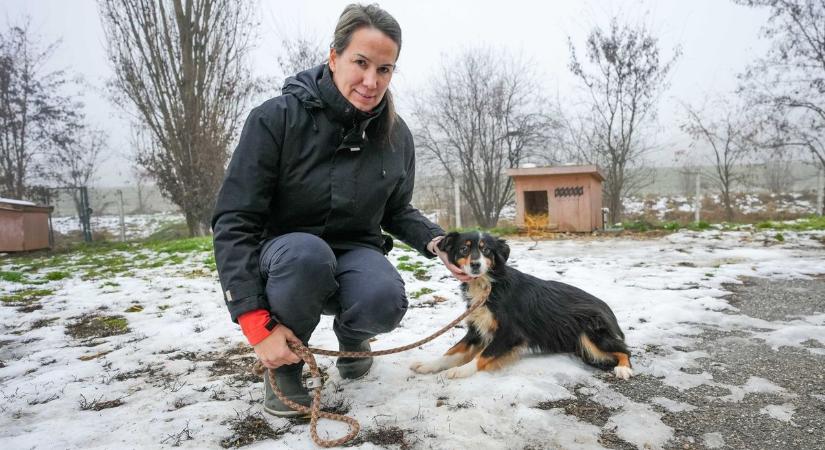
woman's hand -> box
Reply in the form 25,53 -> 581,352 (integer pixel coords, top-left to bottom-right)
428,236 -> 473,282
252,324 -> 303,369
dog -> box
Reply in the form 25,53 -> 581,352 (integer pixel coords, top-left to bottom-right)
410,231 -> 633,380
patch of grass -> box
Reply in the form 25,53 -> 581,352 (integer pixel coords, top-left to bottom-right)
158,304 -> 171,311
45,271 -> 70,281
687,220 -> 711,231
65,314 -> 129,340
145,221 -> 190,241
662,221 -> 681,231
145,236 -> 212,254
775,232 -> 785,242
397,261 -> 423,272
1,288 -> 54,305
79,394 -> 124,411
220,410 -> 291,448
410,287 -> 435,299
347,425 -> 416,449
0,271 -> 25,283
396,255 -> 411,262
620,220 -> 655,232
124,304 -> 144,313
754,215 -> 825,231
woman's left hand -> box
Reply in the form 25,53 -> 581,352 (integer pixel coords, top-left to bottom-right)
428,236 -> 473,282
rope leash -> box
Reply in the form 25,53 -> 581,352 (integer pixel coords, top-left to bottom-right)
251,282 -> 490,448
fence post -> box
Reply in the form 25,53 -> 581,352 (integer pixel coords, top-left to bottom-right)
817,166 -> 824,217
694,171 -> 701,223
117,189 -> 126,241
454,178 -> 462,229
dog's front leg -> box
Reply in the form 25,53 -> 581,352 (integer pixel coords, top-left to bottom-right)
411,328 -> 482,374
445,333 -> 524,379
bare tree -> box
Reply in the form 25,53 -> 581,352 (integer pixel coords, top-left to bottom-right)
130,163 -> 154,214
0,19 -> 80,199
681,101 -> 756,222
568,19 -> 680,224
412,48 -> 557,228
761,148 -> 796,193
276,35 -> 327,89
737,0 -> 825,170
44,128 -> 107,219
98,0 -> 259,236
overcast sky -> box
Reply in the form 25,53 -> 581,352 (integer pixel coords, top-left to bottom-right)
2,0 -> 772,187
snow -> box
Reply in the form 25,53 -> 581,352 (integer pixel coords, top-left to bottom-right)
760,403 -> 796,423
0,197 -> 36,206
1,228 -> 824,449
51,212 -> 185,239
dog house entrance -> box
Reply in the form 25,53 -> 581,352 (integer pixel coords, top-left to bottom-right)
524,190 -> 549,215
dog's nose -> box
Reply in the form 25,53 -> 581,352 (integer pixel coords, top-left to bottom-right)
470,261 -> 481,272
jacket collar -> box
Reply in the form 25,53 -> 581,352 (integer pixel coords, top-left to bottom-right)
318,64 -> 386,129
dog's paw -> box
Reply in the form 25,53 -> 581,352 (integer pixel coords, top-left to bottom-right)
410,360 -> 442,374
614,366 -> 633,380
445,364 -> 477,379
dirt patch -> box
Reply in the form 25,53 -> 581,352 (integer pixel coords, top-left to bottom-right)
534,395 -> 617,427
65,314 -> 130,340
219,410 -> 291,448
30,317 -> 58,329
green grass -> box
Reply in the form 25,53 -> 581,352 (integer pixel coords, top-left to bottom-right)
410,287 -> 435,299
45,271 -> 70,281
754,216 -> 825,231
0,288 -> 54,304
0,271 -> 25,283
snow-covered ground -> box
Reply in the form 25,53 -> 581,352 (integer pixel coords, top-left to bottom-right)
51,212 -> 185,240
623,193 -> 818,220
1,230 -> 824,449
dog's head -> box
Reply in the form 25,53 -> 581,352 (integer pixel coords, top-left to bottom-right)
437,231 -> 510,277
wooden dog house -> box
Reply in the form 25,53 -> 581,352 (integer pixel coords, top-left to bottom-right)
0,198 -> 54,252
506,165 -> 605,232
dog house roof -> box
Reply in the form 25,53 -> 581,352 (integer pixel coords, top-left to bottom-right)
506,164 -> 605,181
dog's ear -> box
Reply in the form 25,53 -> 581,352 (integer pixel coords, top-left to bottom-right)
495,238 -> 510,263
438,232 -> 460,253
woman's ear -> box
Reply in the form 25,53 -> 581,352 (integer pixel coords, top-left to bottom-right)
438,232 -> 460,253
328,48 -> 337,72
496,238 -> 510,263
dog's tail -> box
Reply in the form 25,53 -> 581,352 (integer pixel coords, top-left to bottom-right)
577,333 -> 632,376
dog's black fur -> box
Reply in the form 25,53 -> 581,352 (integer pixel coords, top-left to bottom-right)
412,231 -> 632,378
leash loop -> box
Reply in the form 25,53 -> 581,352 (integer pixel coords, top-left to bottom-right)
252,291 -> 489,448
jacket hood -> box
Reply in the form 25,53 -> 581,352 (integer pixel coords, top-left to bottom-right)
282,65 -> 325,109
282,64 -> 386,129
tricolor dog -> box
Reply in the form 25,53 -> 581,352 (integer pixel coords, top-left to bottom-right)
411,231 -> 633,380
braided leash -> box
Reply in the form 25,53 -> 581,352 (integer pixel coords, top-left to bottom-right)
251,281 -> 490,448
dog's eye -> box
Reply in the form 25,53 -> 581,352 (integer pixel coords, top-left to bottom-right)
459,246 -> 469,254
481,247 -> 491,256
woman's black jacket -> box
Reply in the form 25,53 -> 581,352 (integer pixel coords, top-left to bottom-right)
211,64 -> 443,322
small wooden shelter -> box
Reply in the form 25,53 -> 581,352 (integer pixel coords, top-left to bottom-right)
506,165 -> 605,232
0,198 -> 54,252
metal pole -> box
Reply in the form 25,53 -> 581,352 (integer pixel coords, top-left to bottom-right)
81,186 -> 92,243
694,171 -> 701,223
454,178 -> 462,229
117,189 -> 126,241
817,166 -> 824,217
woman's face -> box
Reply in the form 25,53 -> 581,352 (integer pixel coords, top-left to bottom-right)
329,27 -> 398,112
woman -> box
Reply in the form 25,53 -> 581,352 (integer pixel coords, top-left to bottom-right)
212,3 -> 468,417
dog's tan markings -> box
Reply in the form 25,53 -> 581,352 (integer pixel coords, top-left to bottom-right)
476,345 -> 525,372
611,352 -> 634,379
465,275 -> 495,341
444,342 -> 481,366
457,257 -> 469,267
465,240 -> 472,246
611,352 -> 632,368
578,334 -> 617,364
